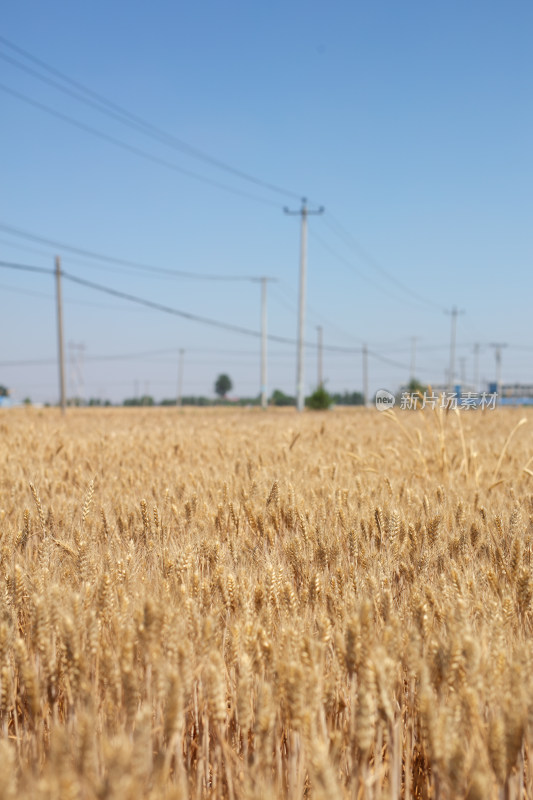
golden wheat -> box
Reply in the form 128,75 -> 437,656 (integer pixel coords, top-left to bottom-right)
0,405 -> 532,798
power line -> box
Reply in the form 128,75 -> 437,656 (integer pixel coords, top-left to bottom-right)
0,346 -> 287,368
321,213 -> 446,313
0,231 -> 183,281
0,281 -> 52,300
311,231 -> 446,318
0,351 -> 314,369
271,282 -> 364,345
0,235 -> 56,261
0,358 -> 57,368
0,258 -> 448,368
0,279 -> 151,310
367,350 -> 411,370
0,35 -> 301,201
0,221 -> 266,282
0,258 -> 345,352
0,259 -> 294,345
67,267 -> 292,341
310,228 -> 430,311
0,82 -> 282,210
0,260 -> 50,276
61,269 -> 328,348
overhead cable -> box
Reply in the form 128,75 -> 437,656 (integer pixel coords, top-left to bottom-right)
0,35 -> 301,201
0,82 -> 281,209
322,213 -> 446,313
0,221 -> 265,281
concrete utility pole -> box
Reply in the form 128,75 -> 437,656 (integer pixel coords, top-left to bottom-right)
68,342 -> 85,404
460,356 -> 467,388
410,336 -> 417,382
490,343 -> 507,398
55,256 -> 66,415
473,343 -> 480,392
284,197 -> 324,411
251,276 -> 275,410
317,325 -> 323,387
445,306 -> 464,391
260,278 -> 268,409
176,348 -> 185,406
362,343 -> 368,406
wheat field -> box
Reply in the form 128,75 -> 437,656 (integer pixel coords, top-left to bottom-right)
1,405 -> 532,799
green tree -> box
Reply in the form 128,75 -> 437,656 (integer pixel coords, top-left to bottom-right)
270,389 -> 295,407
406,378 -> 427,395
214,374 -> 232,399
306,385 -> 333,410
0,386 -> 9,397
331,391 -> 364,406
123,395 -> 154,407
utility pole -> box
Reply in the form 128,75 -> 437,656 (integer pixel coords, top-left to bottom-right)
460,356 -> 467,389
251,276 -> 275,410
68,341 -> 85,404
176,348 -> 185,406
473,343 -> 480,392
445,306 -> 464,391
362,343 -> 368,407
260,278 -> 268,410
317,325 -> 323,387
284,197 -> 324,411
410,336 -> 418,382
490,343 -> 507,398
55,256 -> 66,415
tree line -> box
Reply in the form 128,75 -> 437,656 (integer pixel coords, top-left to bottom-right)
4,374 -> 365,409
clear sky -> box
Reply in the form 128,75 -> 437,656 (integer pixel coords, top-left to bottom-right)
1,1 -> 532,404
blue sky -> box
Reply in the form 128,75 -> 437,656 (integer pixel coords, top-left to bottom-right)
1,1 -> 531,403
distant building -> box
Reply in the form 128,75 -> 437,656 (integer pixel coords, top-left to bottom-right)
490,383 -> 533,406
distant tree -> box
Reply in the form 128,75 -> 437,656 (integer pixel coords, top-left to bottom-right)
123,395 -> 154,407
214,374 -> 232,399
173,396 -> 211,406
238,395 -> 261,407
270,389 -> 295,407
23,397 -> 32,406
0,386 -> 9,397
406,378 -> 427,395
331,391 -> 365,406
306,385 -> 333,410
